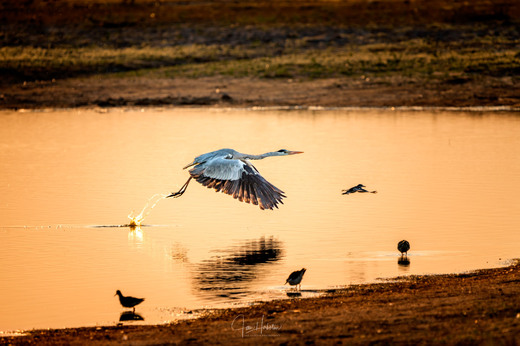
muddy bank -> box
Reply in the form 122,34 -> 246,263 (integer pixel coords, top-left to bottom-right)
3,262 -> 519,345
2,75 -> 519,110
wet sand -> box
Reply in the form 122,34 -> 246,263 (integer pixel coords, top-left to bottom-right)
3,74 -> 519,110
2,261 -> 519,345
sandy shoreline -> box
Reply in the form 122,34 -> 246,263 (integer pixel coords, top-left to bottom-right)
2,261 -> 519,345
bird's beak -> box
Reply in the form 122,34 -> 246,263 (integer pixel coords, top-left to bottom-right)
183,161 -> 197,170
287,151 -> 304,155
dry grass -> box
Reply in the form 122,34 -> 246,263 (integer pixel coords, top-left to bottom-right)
149,42 -> 520,80
0,0 -> 518,106
4,36 -> 517,82
1,25 -> 519,84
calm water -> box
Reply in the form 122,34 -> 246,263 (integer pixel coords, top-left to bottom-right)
1,108 -> 519,331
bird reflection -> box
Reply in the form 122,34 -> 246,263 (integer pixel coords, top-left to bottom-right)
119,311 -> 144,321
398,257 -> 411,266
286,291 -> 302,298
192,236 -> 283,299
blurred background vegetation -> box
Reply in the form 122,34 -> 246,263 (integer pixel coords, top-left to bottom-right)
1,0 -> 519,87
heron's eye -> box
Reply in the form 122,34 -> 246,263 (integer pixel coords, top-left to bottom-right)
277,149 -> 287,153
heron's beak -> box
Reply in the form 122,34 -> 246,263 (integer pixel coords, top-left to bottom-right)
183,161 -> 197,169
287,151 -> 304,155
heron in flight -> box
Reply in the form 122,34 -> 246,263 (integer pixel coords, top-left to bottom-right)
167,148 -> 303,210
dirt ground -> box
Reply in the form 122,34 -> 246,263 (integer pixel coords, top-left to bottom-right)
2,262 -> 519,345
2,74 -> 519,109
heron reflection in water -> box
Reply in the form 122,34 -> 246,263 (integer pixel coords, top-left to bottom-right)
167,148 -> 303,210
192,237 -> 283,299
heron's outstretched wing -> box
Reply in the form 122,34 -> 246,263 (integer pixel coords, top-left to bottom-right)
188,157 -> 286,210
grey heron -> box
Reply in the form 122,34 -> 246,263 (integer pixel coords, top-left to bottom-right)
342,184 -> 377,195
115,290 -> 145,312
167,148 -> 303,210
398,240 -> 410,257
285,268 -> 306,290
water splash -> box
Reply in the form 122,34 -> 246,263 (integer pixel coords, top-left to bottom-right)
128,193 -> 167,226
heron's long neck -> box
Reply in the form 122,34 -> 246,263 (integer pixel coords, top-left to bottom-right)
244,152 -> 279,160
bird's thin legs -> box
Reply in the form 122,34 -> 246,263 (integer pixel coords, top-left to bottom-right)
167,177 -> 192,198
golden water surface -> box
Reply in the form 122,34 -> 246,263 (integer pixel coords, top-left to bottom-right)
1,108 -> 519,331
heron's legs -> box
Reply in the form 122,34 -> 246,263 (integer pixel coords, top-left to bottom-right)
167,177 -> 192,198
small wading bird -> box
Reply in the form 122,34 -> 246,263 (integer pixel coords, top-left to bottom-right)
398,240 -> 410,257
115,290 -> 145,312
342,184 -> 377,195
167,148 -> 303,210
285,268 -> 306,290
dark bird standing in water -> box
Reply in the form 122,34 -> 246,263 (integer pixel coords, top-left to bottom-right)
398,240 -> 410,257
167,148 -> 303,210
342,184 -> 377,195
285,268 -> 306,290
115,290 -> 145,311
